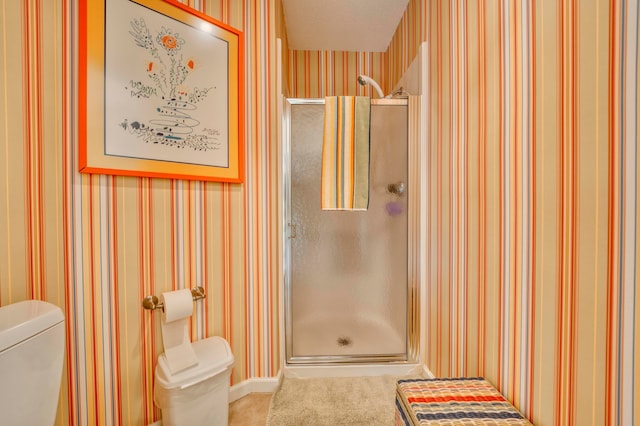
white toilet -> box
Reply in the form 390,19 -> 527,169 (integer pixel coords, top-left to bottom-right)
0,300 -> 65,425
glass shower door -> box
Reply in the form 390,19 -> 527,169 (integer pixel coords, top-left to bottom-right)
285,99 -> 408,363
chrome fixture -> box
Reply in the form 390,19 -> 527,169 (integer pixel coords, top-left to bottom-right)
387,86 -> 410,99
142,286 -> 206,311
357,74 -> 385,98
387,181 -> 405,196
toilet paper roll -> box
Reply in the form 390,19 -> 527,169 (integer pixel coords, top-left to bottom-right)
160,289 -> 198,374
161,288 -> 193,322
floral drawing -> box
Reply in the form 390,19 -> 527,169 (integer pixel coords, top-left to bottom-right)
120,18 -> 219,152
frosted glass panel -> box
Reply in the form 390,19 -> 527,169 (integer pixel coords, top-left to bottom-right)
287,101 -> 408,361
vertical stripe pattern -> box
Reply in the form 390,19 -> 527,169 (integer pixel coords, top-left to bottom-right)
3,0 -> 640,425
0,0 -> 283,424
387,0 -> 640,425
320,96 -> 370,210
289,50 -> 387,98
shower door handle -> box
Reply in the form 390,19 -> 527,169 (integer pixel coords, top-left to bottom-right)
288,222 -> 297,239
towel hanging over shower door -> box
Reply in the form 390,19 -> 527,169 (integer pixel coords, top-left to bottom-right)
321,96 -> 370,210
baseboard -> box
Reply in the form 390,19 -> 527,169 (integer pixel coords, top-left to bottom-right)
422,365 -> 435,378
150,365 -> 429,425
229,372 -> 282,403
152,364 -> 428,412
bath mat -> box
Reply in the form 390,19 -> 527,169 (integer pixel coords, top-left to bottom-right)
266,375 -> 397,426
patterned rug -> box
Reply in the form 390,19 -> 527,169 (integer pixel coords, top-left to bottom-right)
266,375 -> 398,426
395,377 -> 533,425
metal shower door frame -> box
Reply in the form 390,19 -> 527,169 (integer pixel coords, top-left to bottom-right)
282,97 -> 419,366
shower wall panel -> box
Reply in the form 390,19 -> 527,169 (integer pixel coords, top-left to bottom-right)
285,100 -> 408,362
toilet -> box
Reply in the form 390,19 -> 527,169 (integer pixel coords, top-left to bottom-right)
0,300 -> 65,425
154,336 -> 234,426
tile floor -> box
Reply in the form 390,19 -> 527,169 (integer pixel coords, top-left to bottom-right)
228,393 -> 273,426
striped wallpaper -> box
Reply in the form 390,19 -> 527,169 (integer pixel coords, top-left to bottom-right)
386,0 -> 640,425
3,0 -> 639,425
288,50 -> 387,98
0,0 -> 283,425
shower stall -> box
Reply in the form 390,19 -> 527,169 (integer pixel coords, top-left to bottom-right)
283,98 -> 417,367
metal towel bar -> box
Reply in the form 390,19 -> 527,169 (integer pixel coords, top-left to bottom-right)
142,286 -> 206,311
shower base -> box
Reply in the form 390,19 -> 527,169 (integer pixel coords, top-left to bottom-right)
285,314 -> 423,378
289,313 -> 407,361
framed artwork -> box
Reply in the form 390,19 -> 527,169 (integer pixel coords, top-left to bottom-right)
79,0 -> 244,182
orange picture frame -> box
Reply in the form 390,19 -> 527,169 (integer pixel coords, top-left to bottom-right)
79,0 -> 244,182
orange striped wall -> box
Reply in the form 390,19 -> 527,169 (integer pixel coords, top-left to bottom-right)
0,0 -> 282,425
387,0 -> 640,425
4,0 -> 639,424
288,50 -> 387,98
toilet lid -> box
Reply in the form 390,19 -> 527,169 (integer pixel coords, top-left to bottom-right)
155,336 -> 234,389
0,300 -> 64,352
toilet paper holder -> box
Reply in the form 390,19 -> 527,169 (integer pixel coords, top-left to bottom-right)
142,287 -> 206,311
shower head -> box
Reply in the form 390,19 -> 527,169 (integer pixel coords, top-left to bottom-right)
357,74 -> 385,98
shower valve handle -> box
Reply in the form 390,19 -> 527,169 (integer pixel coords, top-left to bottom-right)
387,181 -> 405,195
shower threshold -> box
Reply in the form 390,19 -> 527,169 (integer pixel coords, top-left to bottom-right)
283,362 -> 425,379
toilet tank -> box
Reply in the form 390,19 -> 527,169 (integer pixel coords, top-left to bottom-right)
0,300 -> 65,426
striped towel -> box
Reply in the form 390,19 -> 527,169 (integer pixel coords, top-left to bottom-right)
321,96 -> 371,210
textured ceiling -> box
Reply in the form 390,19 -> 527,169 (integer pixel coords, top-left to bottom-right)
281,0 -> 409,52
